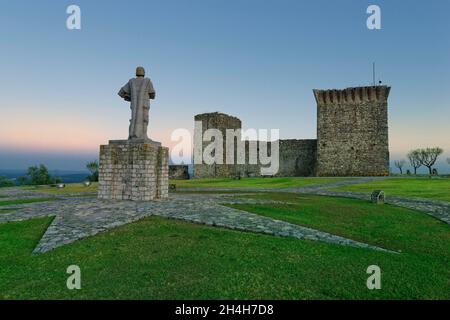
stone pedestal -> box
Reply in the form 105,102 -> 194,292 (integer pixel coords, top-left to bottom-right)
98,140 -> 169,201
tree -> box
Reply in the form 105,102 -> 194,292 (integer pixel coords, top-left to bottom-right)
27,164 -> 52,185
20,164 -> 61,185
407,150 -> 422,175
86,160 -> 99,182
0,176 -> 14,188
16,176 -> 28,186
417,147 -> 444,175
394,160 -> 406,174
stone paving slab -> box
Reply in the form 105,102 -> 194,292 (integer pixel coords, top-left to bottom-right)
296,189 -> 450,225
178,177 -> 450,226
176,177 -> 387,194
0,188 -> 58,202
0,192 -> 390,254
4,176 -> 447,255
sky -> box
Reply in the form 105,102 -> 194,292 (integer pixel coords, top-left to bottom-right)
0,0 -> 449,172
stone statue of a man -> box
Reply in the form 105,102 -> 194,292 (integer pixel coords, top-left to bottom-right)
118,66 -> 156,140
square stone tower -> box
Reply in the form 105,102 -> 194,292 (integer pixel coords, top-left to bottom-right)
193,112 -> 242,178
314,86 -> 391,176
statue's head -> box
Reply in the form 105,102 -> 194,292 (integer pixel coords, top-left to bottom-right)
136,66 -> 145,77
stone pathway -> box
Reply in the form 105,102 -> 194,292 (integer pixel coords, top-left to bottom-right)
0,191 -> 390,254
293,189 -> 450,225
3,176 -> 447,254
176,177 -> 386,194
179,177 -> 450,226
0,187 -> 57,202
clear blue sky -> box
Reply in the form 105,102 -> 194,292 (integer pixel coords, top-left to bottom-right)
0,0 -> 449,172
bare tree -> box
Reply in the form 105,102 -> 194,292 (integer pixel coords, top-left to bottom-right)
407,150 -> 422,175
417,147 -> 444,175
394,160 -> 406,174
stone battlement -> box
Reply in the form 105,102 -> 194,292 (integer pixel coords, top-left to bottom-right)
192,83 -> 391,178
313,86 -> 391,105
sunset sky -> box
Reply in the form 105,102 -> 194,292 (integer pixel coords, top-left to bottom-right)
0,0 -> 449,172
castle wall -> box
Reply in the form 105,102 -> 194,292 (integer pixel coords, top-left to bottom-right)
169,165 -> 190,180
193,112 -> 242,179
192,86 -> 390,179
278,139 -> 317,177
192,112 -> 318,178
314,86 -> 390,176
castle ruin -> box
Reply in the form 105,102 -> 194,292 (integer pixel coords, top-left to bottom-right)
193,85 -> 391,178
314,86 -> 390,176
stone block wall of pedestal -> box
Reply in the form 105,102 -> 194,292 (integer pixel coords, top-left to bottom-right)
98,142 -> 169,201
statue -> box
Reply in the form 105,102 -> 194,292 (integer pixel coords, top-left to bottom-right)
118,66 -> 156,140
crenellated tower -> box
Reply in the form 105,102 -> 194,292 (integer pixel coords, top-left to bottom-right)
313,86 -> 391,176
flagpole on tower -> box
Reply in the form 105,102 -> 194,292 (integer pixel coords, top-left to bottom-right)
373,62 -> 376,87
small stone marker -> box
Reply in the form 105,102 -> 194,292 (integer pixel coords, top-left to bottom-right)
84,181 -> 91,187
57,184 -> 66,189
371,190 -> 385,204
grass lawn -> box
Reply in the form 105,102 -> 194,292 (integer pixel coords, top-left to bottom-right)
0,194 -> 448,299
23,183 -> 98,195
23,178 -> 348,196
228,193 -> 450,254
171,177 -> 350,189
332,177 -> 450,202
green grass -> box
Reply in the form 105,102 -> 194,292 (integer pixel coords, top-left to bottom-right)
171,177 -> 350,189
332,177 -> 450,202
24,183 -> 98,195
0,209 -> 15,214
228,193 -> 450,255
0,198 -> 57,207
0,194 -> 449,299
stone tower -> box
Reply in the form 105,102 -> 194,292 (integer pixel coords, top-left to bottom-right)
193,112 -> 242,178
314,86 -> 391,176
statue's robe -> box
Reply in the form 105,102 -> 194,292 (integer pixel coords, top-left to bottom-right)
118,77 -> 155,140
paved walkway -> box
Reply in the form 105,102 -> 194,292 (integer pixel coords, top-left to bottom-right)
0,191 -> 390,254
2,177 -> 448,254
179,177 -> 450,226
292,189 -> 450,225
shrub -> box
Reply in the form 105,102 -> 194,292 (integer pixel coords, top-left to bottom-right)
86,160 -> 99,182
0,176 -> 14,188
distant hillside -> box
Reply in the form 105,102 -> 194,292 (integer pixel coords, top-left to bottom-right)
0,169 -> 90,184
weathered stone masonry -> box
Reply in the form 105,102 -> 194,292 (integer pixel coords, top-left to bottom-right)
278,139 -> 317,177
194,112 -> 243,178
98,142 -> 169,200
314,86 -> 390,176
193,85 -> 390,178
193,112 -> 318,178
169,165 -> 190,180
